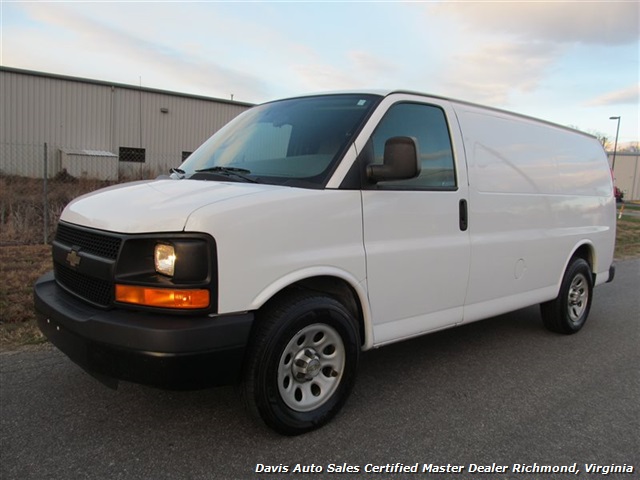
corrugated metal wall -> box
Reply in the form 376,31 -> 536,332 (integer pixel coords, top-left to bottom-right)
0,67 -> 252,178
608,152 -> 640,201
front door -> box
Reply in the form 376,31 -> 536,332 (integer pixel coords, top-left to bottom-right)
360,97 -> 471,345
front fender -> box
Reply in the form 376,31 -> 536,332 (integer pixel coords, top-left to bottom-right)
249,267 -> 375,350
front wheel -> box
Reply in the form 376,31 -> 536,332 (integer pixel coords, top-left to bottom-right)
242,292 -> 360,435
540,258 -> 593,334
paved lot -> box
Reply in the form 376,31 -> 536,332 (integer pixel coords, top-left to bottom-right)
1,260 -> 638,480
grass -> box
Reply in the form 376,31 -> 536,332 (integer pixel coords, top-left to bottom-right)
0,245 -> 51,347
0,173 -> 115,245
615,214 -> 640,260
1,175 -> 639,350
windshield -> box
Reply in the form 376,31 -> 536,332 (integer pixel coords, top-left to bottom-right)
178,94 -> 381,188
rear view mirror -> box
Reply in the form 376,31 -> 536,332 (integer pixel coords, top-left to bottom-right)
367,136 -> 420,183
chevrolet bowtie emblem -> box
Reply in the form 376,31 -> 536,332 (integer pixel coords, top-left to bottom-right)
66,250 -> 81,268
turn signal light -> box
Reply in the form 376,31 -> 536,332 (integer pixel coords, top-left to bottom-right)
115,285 -> 210,309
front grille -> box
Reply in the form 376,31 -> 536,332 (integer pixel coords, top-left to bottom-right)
54,223 -> 121,307
55,263 -> 114,307
55,223 -> 122,260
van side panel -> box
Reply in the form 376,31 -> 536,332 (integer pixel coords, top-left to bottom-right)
184,189 -> 367,316
454,105 -> 615,322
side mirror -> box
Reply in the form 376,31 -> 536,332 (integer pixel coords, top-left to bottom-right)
367,136 -> 420,183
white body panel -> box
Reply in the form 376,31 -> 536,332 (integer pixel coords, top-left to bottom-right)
454,103 -> 615,322
59,91 -> 616,351
357,95 -> 471,345
184,188 -> 367,316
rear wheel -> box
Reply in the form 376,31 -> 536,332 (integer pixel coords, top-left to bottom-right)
242,292 -> 360,435
541,258 -> 593,334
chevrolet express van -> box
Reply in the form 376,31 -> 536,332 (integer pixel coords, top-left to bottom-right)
34,91 -> 616,435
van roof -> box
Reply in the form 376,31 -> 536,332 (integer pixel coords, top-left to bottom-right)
273,89 -> 598,141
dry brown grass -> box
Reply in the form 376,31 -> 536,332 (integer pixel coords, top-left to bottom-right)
0,245 -> 51,348
0,174 -> 115,245
615,216 -> 640,260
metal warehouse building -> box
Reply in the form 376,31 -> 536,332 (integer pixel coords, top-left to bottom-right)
0,67 -> 253,180
608,152 -> 640,201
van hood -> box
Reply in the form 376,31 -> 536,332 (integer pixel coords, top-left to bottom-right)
61,179 -> 282,233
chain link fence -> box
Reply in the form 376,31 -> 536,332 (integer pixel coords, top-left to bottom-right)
1,142 -> 185,246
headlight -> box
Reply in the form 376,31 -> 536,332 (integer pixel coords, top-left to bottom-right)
115,234 -> 216,312
154,243 -> 176,277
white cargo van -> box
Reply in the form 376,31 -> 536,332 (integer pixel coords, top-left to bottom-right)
35,91 -> 616,435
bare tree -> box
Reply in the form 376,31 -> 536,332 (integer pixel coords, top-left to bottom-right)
567,125 -> 611,150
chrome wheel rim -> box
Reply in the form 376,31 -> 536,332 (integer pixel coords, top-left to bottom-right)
277,323 -> 345,412
567,273 -> 589,323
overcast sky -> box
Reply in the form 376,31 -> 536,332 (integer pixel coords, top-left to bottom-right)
2,1 -> 638,146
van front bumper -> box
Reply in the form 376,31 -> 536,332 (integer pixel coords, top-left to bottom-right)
34,272 -> 254,390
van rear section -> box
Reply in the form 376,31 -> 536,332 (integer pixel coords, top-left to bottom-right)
452,101 -> 615,325
34,90 -> 616,435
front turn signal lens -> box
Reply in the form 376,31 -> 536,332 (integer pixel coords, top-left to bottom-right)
115,285 -> 210,309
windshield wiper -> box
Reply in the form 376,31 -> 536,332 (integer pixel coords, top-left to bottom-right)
194,166 -> 258,183
196,166 -> 251,174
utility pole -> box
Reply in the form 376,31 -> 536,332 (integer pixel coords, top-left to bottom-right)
609,116 -> 621,172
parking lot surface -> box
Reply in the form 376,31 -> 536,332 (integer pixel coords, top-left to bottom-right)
1,260 -> 638,479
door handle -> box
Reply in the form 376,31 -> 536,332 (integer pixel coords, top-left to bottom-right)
459,199 -> 468,231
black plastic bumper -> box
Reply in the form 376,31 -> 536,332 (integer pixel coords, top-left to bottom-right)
34,272 -> 254,390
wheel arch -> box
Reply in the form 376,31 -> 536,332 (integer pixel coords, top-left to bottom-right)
567,241 -> 596,281
549,241 -> 597,299
541,247 -> 595,335
250,269 -> 373,349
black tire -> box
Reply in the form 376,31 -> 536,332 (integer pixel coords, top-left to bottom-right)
242,291 -> 360,435
540,258 -> 593,334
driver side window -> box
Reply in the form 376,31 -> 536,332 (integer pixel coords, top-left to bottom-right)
372,103 -> 456,190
